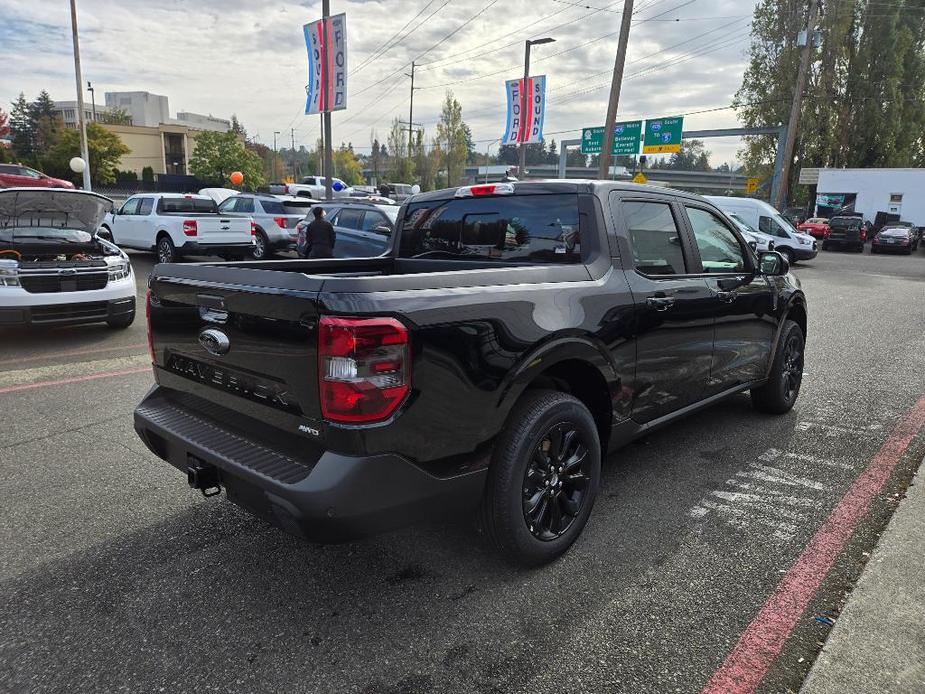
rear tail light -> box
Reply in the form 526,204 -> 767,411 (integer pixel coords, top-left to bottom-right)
455,182 -> 515,197
145,289 -> 155,363
319,316 -> 410,423
250,221 -> 257,236
182,220 -> 197,237
273,216 -> 288,229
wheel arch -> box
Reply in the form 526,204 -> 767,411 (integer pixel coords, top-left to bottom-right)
498,337 -> 618,452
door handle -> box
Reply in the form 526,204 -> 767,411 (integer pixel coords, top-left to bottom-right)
646,296 -> 675,311
715,290 -> 737,303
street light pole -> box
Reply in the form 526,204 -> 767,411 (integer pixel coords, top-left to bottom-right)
87,81 -> 96,122
68,0 -> 91,190
518,37 -> 555,180
273,130 -> 280,180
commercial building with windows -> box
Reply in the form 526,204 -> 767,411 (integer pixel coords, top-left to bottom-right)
50,101 -> 121,129
102,123 -> 205,177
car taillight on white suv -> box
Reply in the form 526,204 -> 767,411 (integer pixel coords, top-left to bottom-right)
318,316 -> 410,423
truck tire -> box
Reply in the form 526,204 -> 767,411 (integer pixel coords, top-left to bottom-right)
780,247 -> 794,265
156,235 -> 176,264
106,311 -> 135,329
480,389 -> 601,566
751,319 -> 804,414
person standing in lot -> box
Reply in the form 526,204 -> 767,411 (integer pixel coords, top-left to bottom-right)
303,206 -> 336,258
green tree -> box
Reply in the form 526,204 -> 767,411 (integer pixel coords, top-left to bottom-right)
436,90 -> 468,186
9,93 -> 33,160
230,114 -> 247,138
44,122 -> 129,185
98,107 -> 132,126
29,90 -> 59,160
189,130 -> 266,187
387,117 -> 414,183
333,142 -> 364,184
142,166 -> 155,183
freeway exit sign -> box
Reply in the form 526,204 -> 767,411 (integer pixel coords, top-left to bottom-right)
643,116 -> 683,154
581,121 -> 642,156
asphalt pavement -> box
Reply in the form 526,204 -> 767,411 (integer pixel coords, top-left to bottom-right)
1,246 -> 924,694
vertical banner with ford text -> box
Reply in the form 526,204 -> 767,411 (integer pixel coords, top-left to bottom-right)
303,13 -> 347,115
501,75 -> 546,145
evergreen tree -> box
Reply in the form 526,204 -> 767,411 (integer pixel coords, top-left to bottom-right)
9,93 -> 33,160
436,90 -> 468,186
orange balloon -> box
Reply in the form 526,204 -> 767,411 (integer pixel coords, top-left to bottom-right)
229,171 -> 244,185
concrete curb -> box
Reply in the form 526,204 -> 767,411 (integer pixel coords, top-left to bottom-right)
801,456 -> 925,693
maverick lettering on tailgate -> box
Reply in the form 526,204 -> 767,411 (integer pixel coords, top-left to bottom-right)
168,355 -> 300,414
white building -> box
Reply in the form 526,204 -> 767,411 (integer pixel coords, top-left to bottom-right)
50,100 -> 120,128
814,168 -> 925,226
104,91 -> 170,128
173,112 -> 231,132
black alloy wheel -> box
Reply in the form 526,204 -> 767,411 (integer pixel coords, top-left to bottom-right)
780,332 -> 804,404
156,236 -> 176,264
522,422 -> 591,541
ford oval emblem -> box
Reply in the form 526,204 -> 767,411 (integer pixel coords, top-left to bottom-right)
198,328 -> 230,356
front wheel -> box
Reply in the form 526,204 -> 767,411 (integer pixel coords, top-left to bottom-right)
479,390 -> 601,566
779,247 -> 795,265
751,319 -> 805,414
156,235 -> 176,263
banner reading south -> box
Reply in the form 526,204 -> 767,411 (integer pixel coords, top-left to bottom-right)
303,13 -> 347,114
501,75 -> 546,146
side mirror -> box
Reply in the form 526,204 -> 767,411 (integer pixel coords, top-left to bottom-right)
373,225 -> 392,235
758,251 -> 788,276
748,240 -> 758,252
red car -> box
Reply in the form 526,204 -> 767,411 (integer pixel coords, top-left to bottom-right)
0,163 -> 75,189
798,217 -> 830,239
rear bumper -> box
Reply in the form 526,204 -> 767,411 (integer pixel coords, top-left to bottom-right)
0,296 -> 135,326
133,386 -> 487,542
871,242 -> 912,252
178,241 -> 255,257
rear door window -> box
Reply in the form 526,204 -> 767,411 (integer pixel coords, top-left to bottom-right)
621,200 -> 688,275
234,198 -> 255,214
137,198 -> 154,215
399,194 -> 581,263
335,208 -> 365,230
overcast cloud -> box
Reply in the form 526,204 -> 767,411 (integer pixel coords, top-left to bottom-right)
1,0 -> 758,165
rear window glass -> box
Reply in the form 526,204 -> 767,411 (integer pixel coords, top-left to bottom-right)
880,227 -> 909,237
259,200 -> 287,214
398,194 -> 581,263
157,198 -> 217,213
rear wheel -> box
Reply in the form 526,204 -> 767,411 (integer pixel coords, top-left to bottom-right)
480,390 -> 601,566
751,320 -> 805,414
156,235 -> 176,263
252,229 -> 269,260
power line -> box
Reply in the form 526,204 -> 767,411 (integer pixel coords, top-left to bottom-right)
350,0 -> 443,76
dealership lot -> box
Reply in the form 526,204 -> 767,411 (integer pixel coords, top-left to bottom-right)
1,249 -> 923,694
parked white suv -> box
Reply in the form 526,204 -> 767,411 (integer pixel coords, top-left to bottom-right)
101,193 -> 254,263
0,188 -> 135,328
286,175 -> 354,199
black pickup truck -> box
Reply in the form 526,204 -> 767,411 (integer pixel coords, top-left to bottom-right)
135,181 -> 807,566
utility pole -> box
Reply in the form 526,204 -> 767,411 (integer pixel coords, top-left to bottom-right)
518,38 -> 555,179
68,0 -> 91,191
291,127 -> 297,178
598,0 -> 634,180
322,0 -> 334,200
407,62 -> 415,158
273,130 -> 280,181
774,0 -> 820,210
87,81 -> 96,122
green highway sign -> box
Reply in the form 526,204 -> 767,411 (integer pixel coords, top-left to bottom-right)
581,121 -> 642,156
643,116 -> 683,154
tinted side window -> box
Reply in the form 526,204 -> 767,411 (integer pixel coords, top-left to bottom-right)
399,194 -> 581,263
362,211 -> 391,234
686,207 -> 746,272
137,198 -> 154,215
622,201 -> 687,275
0,165 -> 16,174
336,209 -> 364,230
235,198 -> 255,213
759,215 -> 788,238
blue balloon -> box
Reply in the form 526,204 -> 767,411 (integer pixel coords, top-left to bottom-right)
332,180 -> 345,192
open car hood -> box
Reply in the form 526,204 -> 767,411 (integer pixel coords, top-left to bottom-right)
0,188 -> 113,234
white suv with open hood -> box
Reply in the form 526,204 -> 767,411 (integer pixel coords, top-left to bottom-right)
0,188 -> 135,328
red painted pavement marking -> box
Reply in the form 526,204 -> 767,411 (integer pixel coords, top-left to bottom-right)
0,343 -> 146,367
0,367 -> 151,395
702,394 -> 925,694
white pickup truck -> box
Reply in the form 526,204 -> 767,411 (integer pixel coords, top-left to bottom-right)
286,175 -> 353,199
101,193 -> 254,263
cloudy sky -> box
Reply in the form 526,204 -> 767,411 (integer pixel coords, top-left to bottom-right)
1,0 -> 758,165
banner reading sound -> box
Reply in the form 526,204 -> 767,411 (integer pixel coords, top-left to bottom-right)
501,75 -> 546,146
303,13 -> 347,115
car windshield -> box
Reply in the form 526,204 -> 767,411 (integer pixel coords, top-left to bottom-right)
730,214 -> 758,233
0,226 -> 93,243
377,205 -> 400,224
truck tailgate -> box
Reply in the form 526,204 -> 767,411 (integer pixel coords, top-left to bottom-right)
148,265 -> 325,436
195,217 -> 253,245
